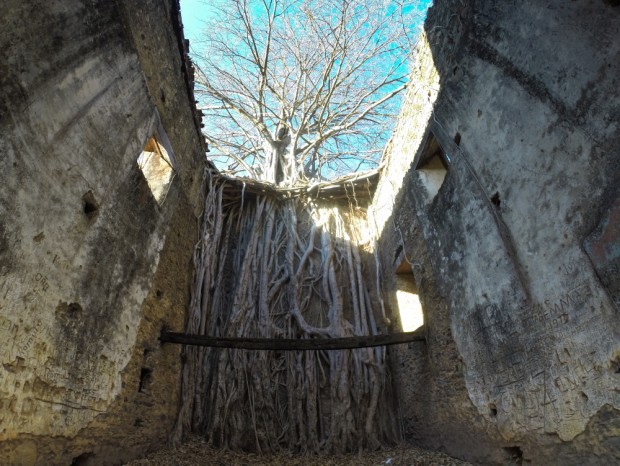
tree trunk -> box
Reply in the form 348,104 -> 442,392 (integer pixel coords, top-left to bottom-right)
263,126 -> 296,186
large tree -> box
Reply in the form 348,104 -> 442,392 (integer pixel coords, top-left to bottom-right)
194,0 -> 420,184
173,0 -> 427,453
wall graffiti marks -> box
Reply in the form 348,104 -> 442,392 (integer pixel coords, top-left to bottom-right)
0,316 -> 19,362
33,272 -> 50,292
52,253 -> 71,271
1,280 -> 10,300
519,282 -> 592,332
491,346 -> 603,417
0,316 -> 18,335
468,277 -> 611,436
495,369 -> 567,432
62,386 -> 106,410
485,349 -> 605,434
17,319 -> 44,358
0,275 -> 20,304
474,303 -> 515,337
549,282 -> 591,311
34,393 -> 105,413
494,350 -> 528,388
554,373 -> 582,395
42,366 -> 70,387
473,283 -> 593,344
560,261 -> 579,276
22,272 -> 52,305
40,357 -> 114,394
1,252 -> 66,312
519,282 -> 597,338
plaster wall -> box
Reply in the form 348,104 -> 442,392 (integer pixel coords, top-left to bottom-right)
373,1 -> 620,464
0,0 -> 205,463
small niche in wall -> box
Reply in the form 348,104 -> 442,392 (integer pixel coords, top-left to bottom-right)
416,133 -> 448,202
71,452 -> 94,466
138,367 -> 152,393
395,259 -> 424,332
82,190 -> 99,221
137,136 -> 175,205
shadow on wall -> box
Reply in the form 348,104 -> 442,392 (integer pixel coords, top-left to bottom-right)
371,0 -> 620,464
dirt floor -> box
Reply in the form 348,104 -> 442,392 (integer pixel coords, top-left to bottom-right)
126,436 -> 471,466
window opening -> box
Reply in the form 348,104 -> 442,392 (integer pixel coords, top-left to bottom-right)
137,136 -> 175,205
395,259 -> 424,332
416,133 -> 448,202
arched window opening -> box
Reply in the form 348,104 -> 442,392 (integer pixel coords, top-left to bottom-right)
395,259 -> 424,332
137,136 -> 175,205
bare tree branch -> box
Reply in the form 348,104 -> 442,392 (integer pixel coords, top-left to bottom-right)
194,0 -> 422,184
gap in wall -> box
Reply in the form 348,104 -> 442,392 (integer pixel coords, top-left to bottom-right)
395,259 -> 424,331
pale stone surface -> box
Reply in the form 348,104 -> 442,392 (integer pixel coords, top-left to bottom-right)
372,0 -> 620,463
0,4 -> 160,440
1,0 -> 619,464
0,0 -> 205,463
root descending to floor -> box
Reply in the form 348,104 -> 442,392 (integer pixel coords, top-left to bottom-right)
173,171 -> 399,454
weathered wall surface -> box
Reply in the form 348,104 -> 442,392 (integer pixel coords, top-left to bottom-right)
373,0 -> 620,464
0,0 -> 205,463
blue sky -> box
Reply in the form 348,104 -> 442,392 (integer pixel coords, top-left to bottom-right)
180,0 -> 433,45
179,0 -> 434,178
179,0 -> 209,43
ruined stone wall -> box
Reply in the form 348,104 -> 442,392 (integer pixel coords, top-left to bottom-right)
373,1 -> 620,464
0,0 -> 205,463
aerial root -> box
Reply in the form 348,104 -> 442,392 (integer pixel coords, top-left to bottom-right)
173,170 -> 398,453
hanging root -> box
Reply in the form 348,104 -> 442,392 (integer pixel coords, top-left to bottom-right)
174,173 -> 399,453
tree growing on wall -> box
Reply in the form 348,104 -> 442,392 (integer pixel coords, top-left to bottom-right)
194,0 -> 420,184
174,173 -> 400,453
174,0 -> 427,454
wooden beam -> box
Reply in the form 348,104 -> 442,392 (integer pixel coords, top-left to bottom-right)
159,328 -> 425,350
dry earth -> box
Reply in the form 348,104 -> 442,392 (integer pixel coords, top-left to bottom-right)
126,436 -> 471,466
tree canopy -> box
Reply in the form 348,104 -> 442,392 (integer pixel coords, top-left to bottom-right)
193,0 -> 423,185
